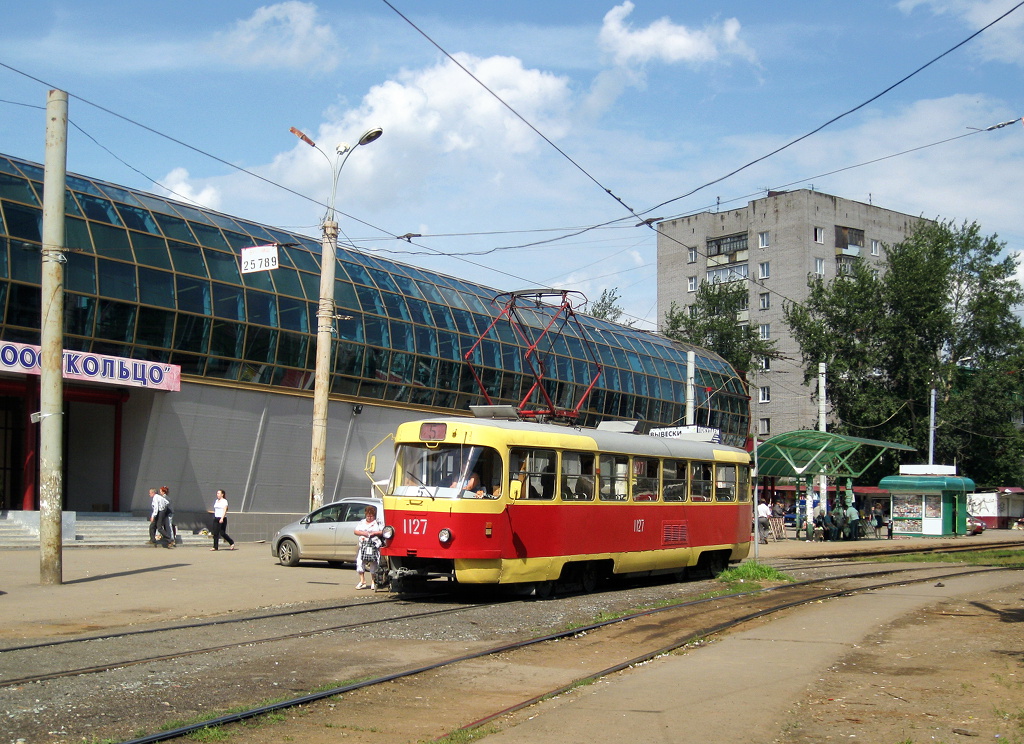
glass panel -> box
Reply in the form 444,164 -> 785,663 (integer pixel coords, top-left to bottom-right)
336,340 -> 363,376
64,252 -> 96,295
96,258 -> 137,302
341,260 -> 373,286
276,330 -> 309,368
189,222 -> 229,250
363,316 -> 389,347
690,462 -> 713,501
414,325 -> 437,356
245,290 -> 277,326
222,230 -> 254,249
65,293 -> 95,337
7,283 -> 40,328
390,271 -> 423,298
0,173 -> 39,204
334,279 -> 359,311
95,183 -> 143,207
366,268 -> 399,294
96,299 -> 136,342
90,222 -> 133,260
168,241 -> 208,276
285,244 -> 319,273
175,275 -> 211,315
210,320 -> 244,358
135,306 -> 175,348
138,267 -> 175,308
65,217 -> 93,254
174,314 -> 210,353
415,280 -> 444,304
153,213 -> 196,242
130,232 -> 171,269
429,303 -> 456,331
65,174 -> 106,197
204,248 -> 242,284
3,202 -> 42,242
381,291 -> 410,321
272,267 -> 304,298
115,203 -> 160,234
715,464 -> 737,502
9,239 -> 41,283
132,192 -> 181,216
512,448 -> 557,500
169,203 -> 215,225
212,283 -> 245,320
75,194 -> 122,225
277,296 -> 309,332
241,266 -> 276,291
337,313 -> 364,343
355,285 -> 384,315
390,320 -> 415,352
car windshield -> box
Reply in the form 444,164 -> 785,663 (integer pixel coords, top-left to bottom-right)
391,443 -> 501,499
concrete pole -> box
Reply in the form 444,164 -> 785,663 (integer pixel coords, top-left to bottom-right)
685,351 -> 695,426
309,217 -> 338,512
928,387 -> 936,466
813,362 -> 827,531
39,89 -> 68,585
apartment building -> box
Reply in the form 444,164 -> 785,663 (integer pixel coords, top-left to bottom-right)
657,189 -> 922,437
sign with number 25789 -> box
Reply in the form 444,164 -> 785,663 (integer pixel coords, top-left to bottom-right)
241,244 -> 279,274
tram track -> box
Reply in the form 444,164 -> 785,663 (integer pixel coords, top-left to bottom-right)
108,563 -> 1013,744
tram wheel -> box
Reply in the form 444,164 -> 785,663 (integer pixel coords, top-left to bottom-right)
704,552 -> 727,578
579,564 -> 599,593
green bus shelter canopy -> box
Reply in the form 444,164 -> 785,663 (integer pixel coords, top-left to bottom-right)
756,430 -> 915,479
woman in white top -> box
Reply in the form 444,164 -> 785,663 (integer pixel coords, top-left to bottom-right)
210,489 -> 236,551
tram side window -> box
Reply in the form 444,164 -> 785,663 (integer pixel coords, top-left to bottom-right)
511,448 -> 557,500
738,464 -> 752,502
561,451 -> 596,501
599,454 -> 629,501
691,461 -> 714,501
663,460 -> 688,502
715,464 -> 737,502
632,458 -> 659,501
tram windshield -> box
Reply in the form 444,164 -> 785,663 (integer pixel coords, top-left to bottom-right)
392,444 -> 502,499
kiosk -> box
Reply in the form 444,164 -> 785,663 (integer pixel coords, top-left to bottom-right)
878,465 -> 974,537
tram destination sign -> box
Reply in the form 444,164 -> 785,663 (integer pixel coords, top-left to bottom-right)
241,244 -> 279,274
1,341 -> 181,391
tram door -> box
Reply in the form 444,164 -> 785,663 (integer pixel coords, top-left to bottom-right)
507,448 -> 557,558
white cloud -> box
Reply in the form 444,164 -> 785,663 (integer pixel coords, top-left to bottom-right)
897,0 -> 1024,65
209,1 -> 341,72
599,1 -> 755,67
156,167 -> 223,211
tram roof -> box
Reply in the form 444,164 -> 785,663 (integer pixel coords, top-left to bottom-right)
755,430 -> 915,479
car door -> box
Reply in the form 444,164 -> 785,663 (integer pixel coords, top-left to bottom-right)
300,504 -> 345,559
336,502 -> 370,562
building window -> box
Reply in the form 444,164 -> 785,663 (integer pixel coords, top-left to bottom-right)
687,276 -> 697,292
758,386 -> 771,403
759,323 -> 770,340
707,263 -> 749,284
758,418 -> 771,435
871,239 -> 881,256
837,256 -> 856,275
760,356 -> 771,371
758,231 -> 770,248
813,227 -> 825,243
758,261 -> 770,279
815,257 -> 825,275
738,294 -> 749,312
687,248 -> 697,263
759,292 -> 770,310
707,233 -> 748,256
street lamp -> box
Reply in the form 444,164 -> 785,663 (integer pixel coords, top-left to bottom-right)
291,125 -> 383,511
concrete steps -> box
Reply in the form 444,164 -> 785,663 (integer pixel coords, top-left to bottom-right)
0,512 -> 211,549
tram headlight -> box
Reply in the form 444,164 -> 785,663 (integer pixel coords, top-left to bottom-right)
438,528 -> 453,545
381,525 -> 395,541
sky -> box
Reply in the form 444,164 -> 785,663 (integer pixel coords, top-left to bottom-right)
1,1 -> 1023,329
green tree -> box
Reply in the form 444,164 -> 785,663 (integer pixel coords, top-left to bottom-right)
663,280 -> 783,381
588,287 -> 635,327
784,219 -> 1024,486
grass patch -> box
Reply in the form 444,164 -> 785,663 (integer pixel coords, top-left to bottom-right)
717,561 -> 795,589
432,724 -> 501,744
863,548 -> 1024,568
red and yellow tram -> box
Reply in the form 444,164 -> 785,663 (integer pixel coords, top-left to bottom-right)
375,415 -> 752,593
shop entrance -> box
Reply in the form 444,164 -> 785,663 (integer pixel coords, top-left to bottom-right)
0,394 -> 25,511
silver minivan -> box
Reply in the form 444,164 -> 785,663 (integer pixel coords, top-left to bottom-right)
271,497 -> 383,567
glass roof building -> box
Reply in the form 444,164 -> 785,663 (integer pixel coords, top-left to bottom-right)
0,153 -> 748,533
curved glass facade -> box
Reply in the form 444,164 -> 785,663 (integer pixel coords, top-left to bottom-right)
0,154 -> 749,446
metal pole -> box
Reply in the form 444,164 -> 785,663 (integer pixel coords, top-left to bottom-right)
812,362 -> 826,530
685,350 -> 695,426
39,89 -> 68,585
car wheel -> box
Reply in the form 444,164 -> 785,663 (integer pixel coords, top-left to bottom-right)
277,538 -> 300,567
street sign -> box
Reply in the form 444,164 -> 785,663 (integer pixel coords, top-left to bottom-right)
240,244 -> 279,274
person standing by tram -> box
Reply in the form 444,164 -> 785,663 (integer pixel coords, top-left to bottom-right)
756,499 -> 772,544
